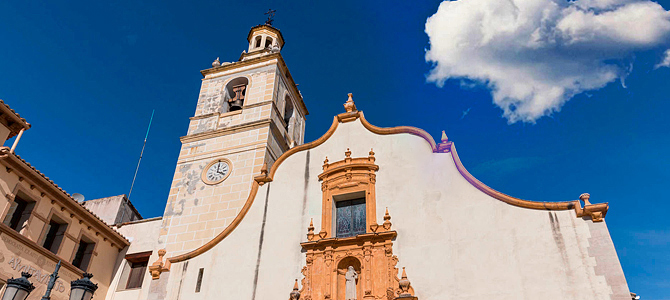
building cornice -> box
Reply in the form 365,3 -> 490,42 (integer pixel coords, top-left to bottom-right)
0,147 -> 130,249
180,119 -> 272,144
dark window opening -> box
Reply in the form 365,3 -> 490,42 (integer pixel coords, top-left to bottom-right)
255,36 -> 262,48
42,218 -> 67,254
72,238 -> 95,271
195,268 -> 204,293
265,37 -> 273,48
119,251 -> 152,291
4,196 -> 35,232
335,198 -> 366,238
283,96 -> 294,132
126,260 -> 148,289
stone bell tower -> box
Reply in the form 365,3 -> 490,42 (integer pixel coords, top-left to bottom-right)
158,23 -> 308,256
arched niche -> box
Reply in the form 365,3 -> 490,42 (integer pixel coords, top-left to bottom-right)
337,256 -> 362,300
223,77 -> 249,112
283,95 -> 294,131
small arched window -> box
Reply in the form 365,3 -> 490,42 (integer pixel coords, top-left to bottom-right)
254,36 -> 262,48
265,37 -> 274,48
283,96 -> 294,131
224,77 -> 249,112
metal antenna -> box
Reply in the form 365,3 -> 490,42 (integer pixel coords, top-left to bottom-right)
128,109 -> 154,200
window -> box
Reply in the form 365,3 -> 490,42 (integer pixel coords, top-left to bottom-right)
72,237 -> 95,271
254,36 -> 262,48
195,268 -> 204,292
283,96 -> 294,132
126,260 -> 148,289
42,216 -> 67,254
116,251 -> 151,291
265,37 -> 273,48
335,198 -> 366,238
3,195 -> 35,232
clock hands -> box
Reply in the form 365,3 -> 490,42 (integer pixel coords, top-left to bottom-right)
205,161 -> 229,183
216,163 -> 227,176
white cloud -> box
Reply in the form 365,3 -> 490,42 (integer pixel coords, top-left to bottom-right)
425,0 -> 670,123
656,49 -> 670,68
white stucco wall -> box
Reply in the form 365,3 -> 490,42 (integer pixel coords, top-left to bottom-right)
156,118 -> 629,300
106,218 -> 162,300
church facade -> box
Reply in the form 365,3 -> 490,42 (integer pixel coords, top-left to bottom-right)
0,23 -> 631,300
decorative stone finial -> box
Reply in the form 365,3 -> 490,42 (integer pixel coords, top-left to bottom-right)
322,157 -> 329,170
437,130 -> 453,153
307,218 -> 315,241
344,93 -> 357,113
383,207 -> 392,230
399,267 -> 411,296
290,279 -> 301,300
212,57 -> 221,67
580,193 -> 591,206
260,163 -> 268,176
368,148 -> 376,162
345,148 -> 352,158
149,249 -> 170,280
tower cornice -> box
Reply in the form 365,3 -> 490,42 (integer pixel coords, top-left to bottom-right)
200,52 -> 308,116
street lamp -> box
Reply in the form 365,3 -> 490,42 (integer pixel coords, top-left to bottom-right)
2,272 -> 35,300
1,261 -> 98,300
68,273 -> 98,300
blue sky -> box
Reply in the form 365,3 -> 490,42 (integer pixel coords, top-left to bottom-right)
1,0 -> 669,298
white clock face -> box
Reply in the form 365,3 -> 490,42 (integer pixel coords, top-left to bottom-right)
205,161 -> 230,183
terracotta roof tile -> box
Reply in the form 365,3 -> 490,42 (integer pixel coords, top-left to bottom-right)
0,100 -> 28,125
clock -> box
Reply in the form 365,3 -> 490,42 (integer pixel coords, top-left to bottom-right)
202,159 -> 232,185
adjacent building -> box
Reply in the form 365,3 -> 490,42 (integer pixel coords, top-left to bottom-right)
0,101 -> 130,300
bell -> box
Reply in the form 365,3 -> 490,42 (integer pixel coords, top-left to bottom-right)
229,99 -> 243,111
229,84 -> 246,111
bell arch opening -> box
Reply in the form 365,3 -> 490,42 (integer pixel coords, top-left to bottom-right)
223,77 -> 249,112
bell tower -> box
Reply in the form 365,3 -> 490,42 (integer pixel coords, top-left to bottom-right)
158,23 -> 308,256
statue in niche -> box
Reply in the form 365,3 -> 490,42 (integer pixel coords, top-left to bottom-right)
344,266 -> 358,300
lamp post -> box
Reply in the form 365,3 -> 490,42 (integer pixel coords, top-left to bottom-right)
2,272 -> 35,300
41,261 -> 61,300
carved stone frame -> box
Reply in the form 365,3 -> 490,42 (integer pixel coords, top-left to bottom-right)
318,149 -> 378,239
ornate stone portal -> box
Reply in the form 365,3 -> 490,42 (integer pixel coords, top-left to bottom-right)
297,150 -> 417,300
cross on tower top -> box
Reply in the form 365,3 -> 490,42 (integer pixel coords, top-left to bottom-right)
265,9 -> 276,25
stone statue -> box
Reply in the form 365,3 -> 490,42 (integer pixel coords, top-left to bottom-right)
345,266 -> 358,300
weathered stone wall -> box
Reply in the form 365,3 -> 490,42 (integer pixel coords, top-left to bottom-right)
83,195 -> 141,225
159,58 -> 303,256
